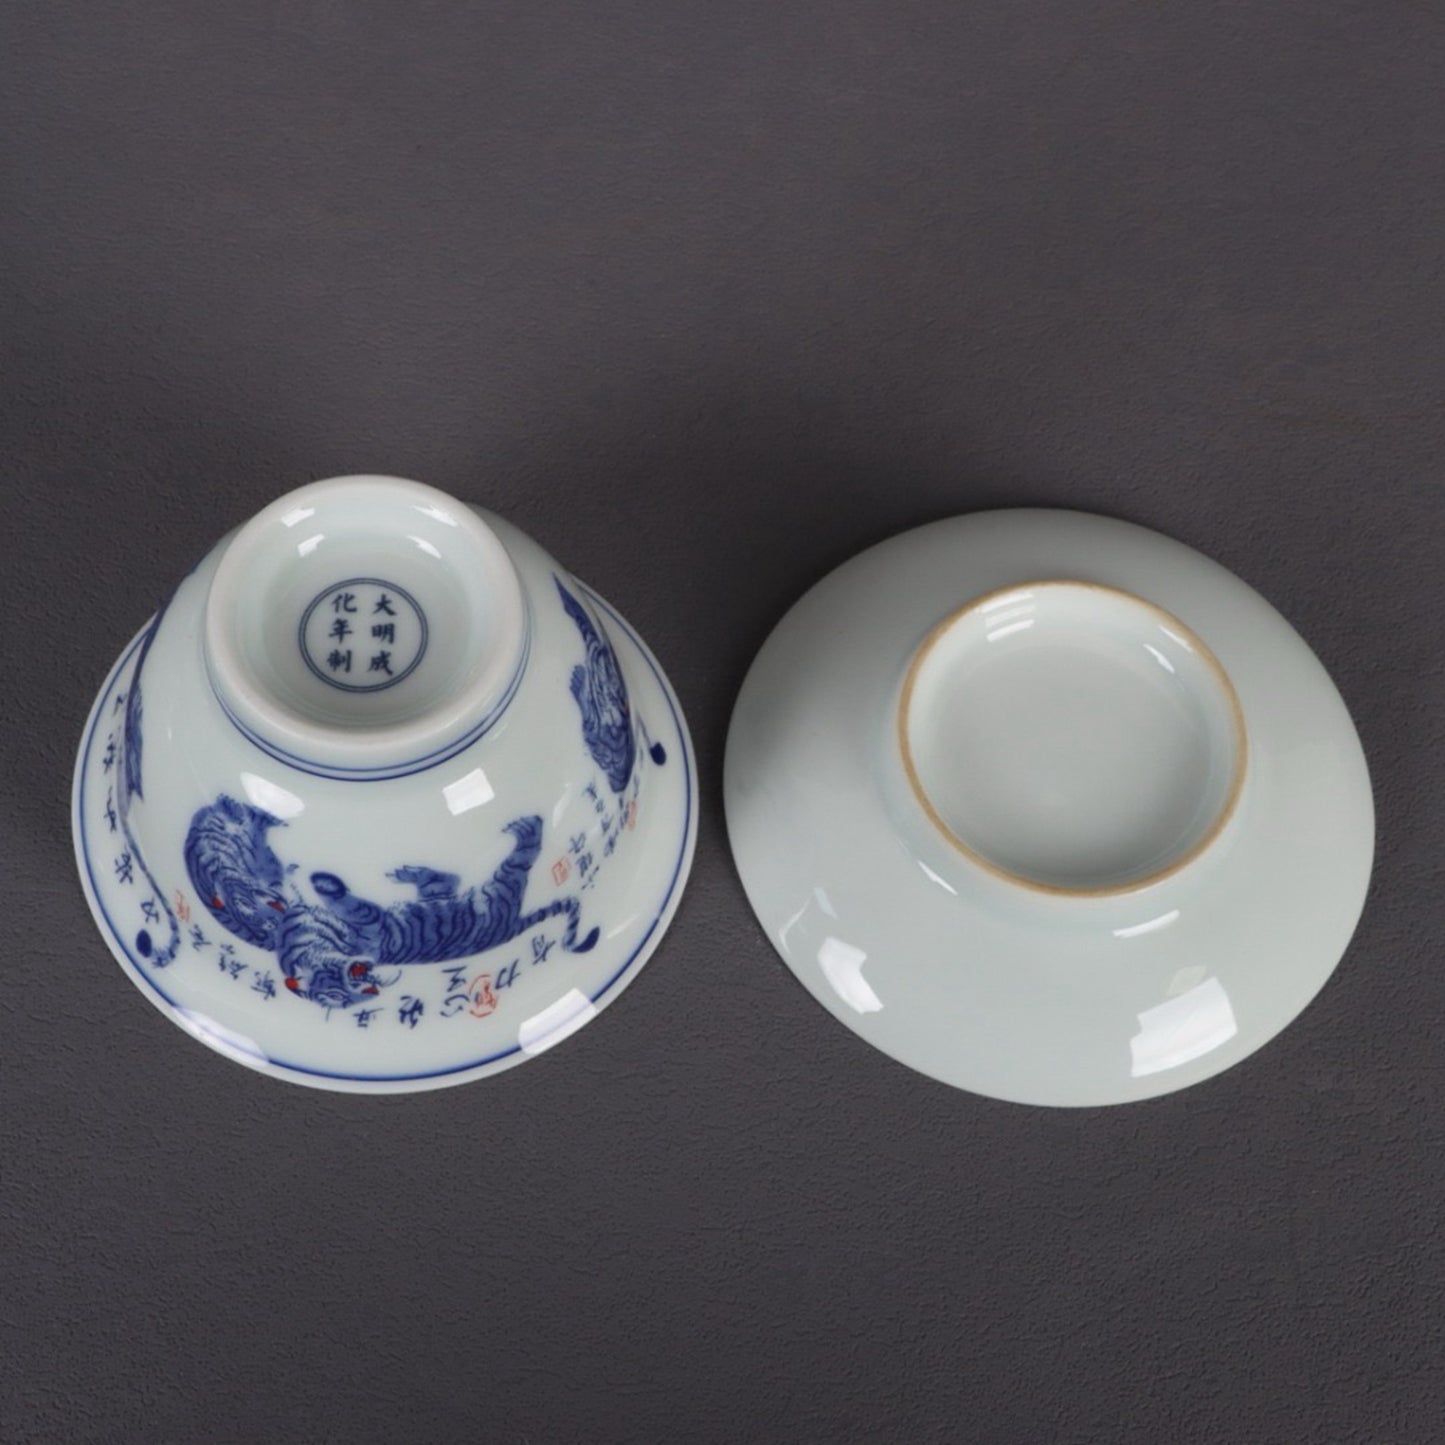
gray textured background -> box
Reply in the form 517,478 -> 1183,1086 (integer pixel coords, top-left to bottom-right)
2,2 -> 1442,1441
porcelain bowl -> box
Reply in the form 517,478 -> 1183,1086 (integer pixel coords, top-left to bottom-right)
73,475 -> 697,1091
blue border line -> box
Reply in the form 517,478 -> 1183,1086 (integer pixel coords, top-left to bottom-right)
206,605 -> 533,782
297,576 -> 430,694
77,585 -> 694,1085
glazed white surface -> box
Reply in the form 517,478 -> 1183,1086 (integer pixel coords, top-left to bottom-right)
724,510 -> 1374,1107
73,481 -> 696,1092
900,580 -> 1244,894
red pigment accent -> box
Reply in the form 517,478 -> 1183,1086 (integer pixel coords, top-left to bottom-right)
469,974 -> 499,1018
284,977 -> 301,992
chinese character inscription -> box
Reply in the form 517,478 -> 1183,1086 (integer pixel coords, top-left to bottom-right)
298,578 -> 428,693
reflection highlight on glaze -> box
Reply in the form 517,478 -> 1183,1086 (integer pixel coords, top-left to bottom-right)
979,589 -> 1034,613
916,860 -> 958,895
178,1009 -> 264,1066
1112,908 -> 1181,939
985,617 -> 1035,643
442,766 -> 495,816
606,910 -> 642,941
778,888 -> 841,955
980,590 -> 1037,641
818,936 -> 883,1015
519,988 -> 597,1055
1129,976 -> 1237,1077
1143,642 -> 1176,674
241,771 -> 305,820
778,900 -> 810,952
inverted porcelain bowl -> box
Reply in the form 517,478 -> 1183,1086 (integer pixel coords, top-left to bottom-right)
73,475 -> 696,1092
724,510 -> 1374,1107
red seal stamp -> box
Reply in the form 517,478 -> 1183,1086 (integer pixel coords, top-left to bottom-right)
469,973 -> 499,1018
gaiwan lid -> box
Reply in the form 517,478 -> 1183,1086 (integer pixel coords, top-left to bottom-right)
73,475 -> 697,1091
724,509 -> 1374,1107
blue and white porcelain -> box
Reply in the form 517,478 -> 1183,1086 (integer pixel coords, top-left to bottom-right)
73,475 -> 697,1092
724,510 -> 1374,1107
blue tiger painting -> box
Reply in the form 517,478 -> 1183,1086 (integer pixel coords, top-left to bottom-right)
556,578 -> 637,795
118,603 -> 183,967
184,798 -> 598,1008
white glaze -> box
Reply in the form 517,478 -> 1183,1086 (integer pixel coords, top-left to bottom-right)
724,510 -> 1373,1106
900,581 -> 1244,895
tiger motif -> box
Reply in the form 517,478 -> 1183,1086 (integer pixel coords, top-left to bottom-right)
556,577 -> 636,795
184,799 -> 596,1007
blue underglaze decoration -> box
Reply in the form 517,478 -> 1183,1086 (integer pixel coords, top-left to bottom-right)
556,577 -> 637,794
298,577 -> 430,694
118,605 -> 182,966
81,579 -> 691,1083
184,800 -> 598,1008
183,794 -> 287,949
650,742 -> 667,766
122,685 -> 145,800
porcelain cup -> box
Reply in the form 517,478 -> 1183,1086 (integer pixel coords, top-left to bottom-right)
73,475 -> 697,1090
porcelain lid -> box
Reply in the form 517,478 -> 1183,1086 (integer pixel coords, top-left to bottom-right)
724,509 -> 1374,1106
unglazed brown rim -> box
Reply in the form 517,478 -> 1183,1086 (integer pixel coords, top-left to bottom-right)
896,579 -> 1249,898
